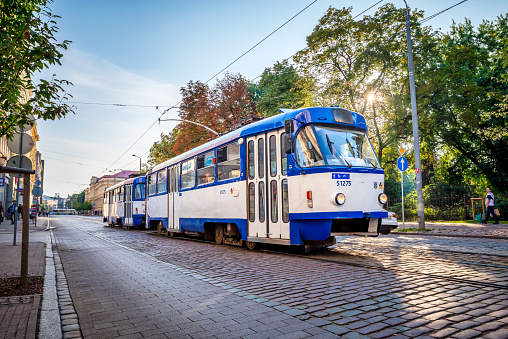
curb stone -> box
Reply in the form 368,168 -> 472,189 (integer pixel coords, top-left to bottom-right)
52,228 -> 83,339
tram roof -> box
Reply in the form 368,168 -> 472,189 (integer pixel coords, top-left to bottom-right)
149,106 -> 367,173
104,176 -> 145,192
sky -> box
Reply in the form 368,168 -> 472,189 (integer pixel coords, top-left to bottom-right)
35,0 -> 508,197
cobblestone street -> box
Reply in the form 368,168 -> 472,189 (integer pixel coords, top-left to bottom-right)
52,215 -> 508,338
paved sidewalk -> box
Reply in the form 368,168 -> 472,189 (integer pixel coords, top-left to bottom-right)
393,221 -> 508,238
0,217 -> 49,339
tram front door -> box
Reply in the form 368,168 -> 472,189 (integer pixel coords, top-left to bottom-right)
124,184 -> 133,225
246,130 -> 289,240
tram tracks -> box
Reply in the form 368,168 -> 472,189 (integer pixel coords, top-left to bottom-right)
77,217 -> 508,290
259,247 -> 508,290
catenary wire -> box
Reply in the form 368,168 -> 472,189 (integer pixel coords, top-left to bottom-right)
102,0 -> 468,173
102,0 -> 320,173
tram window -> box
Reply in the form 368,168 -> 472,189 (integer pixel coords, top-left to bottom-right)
270,180 -> 278,223
134,183 -> 145,200
249,183 -> 255,222
173,167 -> 178,192
269,135 -> 277,177
259,182 -> 265,223
282,179 -> 289,223
148,173 -> 157,195
295,125 -> 325,167
109,191 -> 113,204
248,140 -> 254,180
157,170 -> 167,193
169,168 -> 174,192
181,159 -> 195,189
217,142 -> 240,181
281,133 -> 287,175
119,186 -> 124,202
197,151 -> 215,185
258,138 -> 264,179
126,185 -> 132,202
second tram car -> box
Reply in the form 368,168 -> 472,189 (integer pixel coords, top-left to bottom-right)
104,176 -> 146,229
144,106 -> 387,249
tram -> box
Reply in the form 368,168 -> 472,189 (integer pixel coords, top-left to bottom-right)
103,176 -> 146,229
144,106 -> 387,250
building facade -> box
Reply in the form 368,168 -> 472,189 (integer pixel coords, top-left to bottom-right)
87,171 -> 135,214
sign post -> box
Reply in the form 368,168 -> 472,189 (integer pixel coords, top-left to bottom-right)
397,148 -> 408,227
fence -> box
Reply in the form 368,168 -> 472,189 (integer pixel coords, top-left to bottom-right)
385,194 -> 484,221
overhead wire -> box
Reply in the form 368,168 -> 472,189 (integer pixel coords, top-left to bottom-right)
100,0 -> 469,174
101,0 -> 320,174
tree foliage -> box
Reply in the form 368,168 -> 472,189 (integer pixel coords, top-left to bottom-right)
418,15 -> 508,193
293,4 -> 430,166
147,128 -> 179,166
148,73 -> 259,163
173,73 -> 259,155
0,0 -> 74,138
256,60 -> 313,116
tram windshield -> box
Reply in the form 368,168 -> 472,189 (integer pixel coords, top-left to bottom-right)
134,183 -> 146,200
295,124 -> 380,168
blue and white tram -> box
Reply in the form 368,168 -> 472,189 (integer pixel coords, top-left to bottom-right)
103,176 -> 146,229
146,106 -> 387,249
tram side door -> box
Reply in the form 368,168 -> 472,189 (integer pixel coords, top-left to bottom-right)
247,130 -> 289,240
168,166 -> 179,231
125,184 -> 133,225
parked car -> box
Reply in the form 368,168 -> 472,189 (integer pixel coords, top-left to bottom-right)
380,211 -> 398,234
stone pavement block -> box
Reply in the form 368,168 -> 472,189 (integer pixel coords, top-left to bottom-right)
452,320 -> 480,330
322,324 -> 350,335
402,326 -> 433,337
356,322 -> 389,335
451,328 -> 483,339
369,328 -> 401,338
484,327 -> 508,339
473,321 -> 505,332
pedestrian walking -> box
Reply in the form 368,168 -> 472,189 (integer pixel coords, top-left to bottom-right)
10,200 -> 17,224
18,204 -> 23,220
0,201 -> 4,223
30,205 -> 38,226
483,187 -> 500,224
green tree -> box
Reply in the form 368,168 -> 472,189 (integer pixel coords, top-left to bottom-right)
293,4 -> 430,166
418,16 -> 508,193
256,60 -> 313,116
0,0 -> 74,138
147,128 -> 180,166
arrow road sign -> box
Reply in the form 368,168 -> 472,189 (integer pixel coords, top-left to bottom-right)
397,156 -> 408,172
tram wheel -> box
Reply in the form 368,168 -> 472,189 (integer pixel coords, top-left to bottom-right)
157,222 -> 165,236
214,225 -> 224,245
245,241 -> 257,250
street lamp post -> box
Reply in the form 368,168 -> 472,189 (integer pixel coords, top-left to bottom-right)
132,154 -> 142,172
403,0 -> 425,230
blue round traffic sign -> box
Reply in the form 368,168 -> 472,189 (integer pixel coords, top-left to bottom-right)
397,156 -> 408,172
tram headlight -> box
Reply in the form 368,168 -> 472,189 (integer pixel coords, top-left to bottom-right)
378,193 -> 388,204
335,193 -> 346,205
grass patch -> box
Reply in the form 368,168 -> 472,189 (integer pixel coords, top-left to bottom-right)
397,228 -> 435,233
427,220 -> 506,224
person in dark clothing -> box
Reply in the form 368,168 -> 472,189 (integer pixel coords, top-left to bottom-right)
483,188 -> 500,224
10,200 -> 17,224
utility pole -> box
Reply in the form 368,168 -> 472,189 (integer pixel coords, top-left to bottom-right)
403,0 -> 425,230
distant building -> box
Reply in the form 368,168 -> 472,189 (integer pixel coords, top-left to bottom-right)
87,170 -> 135,215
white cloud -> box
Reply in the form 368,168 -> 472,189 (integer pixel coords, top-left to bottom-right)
36,48 -> 182,196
